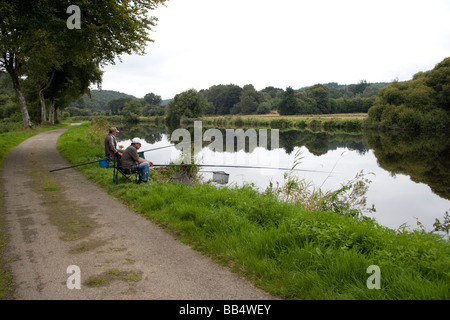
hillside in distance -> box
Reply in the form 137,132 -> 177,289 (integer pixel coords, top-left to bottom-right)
67,81 -> 391,116
70,90 -> 136,113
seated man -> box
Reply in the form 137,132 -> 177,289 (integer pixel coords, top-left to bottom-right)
120,138 -> 154,183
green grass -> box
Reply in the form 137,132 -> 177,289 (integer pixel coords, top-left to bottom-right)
0,121 -> 69,300
56,122 -> 449,300
194,115 -> 366,132
85,269 -> 142,288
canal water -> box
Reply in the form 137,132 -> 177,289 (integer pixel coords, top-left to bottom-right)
117,124 -> 450,233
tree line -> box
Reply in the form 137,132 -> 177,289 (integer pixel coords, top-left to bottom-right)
52,81 -> 387,124
164,81 -> 388,123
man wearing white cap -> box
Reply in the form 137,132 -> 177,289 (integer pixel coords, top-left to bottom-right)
121,137 -> 154,183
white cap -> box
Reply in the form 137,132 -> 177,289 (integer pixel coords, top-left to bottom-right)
132,138 -> 142,144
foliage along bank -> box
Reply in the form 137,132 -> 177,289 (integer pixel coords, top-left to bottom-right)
366,57 -> 450,131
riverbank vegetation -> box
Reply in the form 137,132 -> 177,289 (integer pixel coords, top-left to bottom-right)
55,121 -> 449,300
366,57 -> 450,131
199,114 -> 366,132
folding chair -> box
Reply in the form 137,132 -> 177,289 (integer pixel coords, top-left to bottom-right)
112,154 -> 139,184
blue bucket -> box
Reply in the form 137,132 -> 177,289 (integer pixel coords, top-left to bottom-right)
99,158 -> 109,168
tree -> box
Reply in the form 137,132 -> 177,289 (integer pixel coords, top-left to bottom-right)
348,80 -> 369,96
45,61 -> 103,123
106,98 -> 134,116
144,92 -> 162,106
143,92 -> 164,117
232,84 -> 260,115
296,92 -> 318,114
261,86 -> 284,110
122,99 -> 143,123
306,84 -> 330,114
425,57 -> 450,111
256,101 -> 271,114
367,56 -> 450,130
24,33 -> 61,123
203,84 -> 243,115
0,0 -> 168,127
143,104 -> 165,117
166,89 -> 209,123
278,87 -> 300,115
0,1 -> 39,127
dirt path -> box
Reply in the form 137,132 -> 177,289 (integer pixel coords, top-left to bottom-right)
1,125 -> 274,300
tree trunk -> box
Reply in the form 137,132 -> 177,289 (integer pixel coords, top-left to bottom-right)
48,99 -> 55,124
4,52 -> 32,128
55,105 -> 61,124
11,72 -> 32,128
39,90 -> 47,124
39,71 -> 54,124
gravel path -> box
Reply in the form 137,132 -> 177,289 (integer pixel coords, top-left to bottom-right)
1,125 -> 274,300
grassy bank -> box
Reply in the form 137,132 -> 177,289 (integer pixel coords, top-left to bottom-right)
57,122 -> 449,300
117,114 -> 367,132
68,114 -> 367,132
0,122 -> 69,300
183,114 -> 366,132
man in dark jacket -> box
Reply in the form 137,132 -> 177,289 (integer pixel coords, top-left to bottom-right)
104,127 -> 124,158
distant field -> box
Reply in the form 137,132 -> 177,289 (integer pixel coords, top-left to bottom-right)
207,112 -> 368,120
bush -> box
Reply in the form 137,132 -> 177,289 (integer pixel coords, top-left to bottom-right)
88,118 -> 111,146
367,57 -> 450,131
379,105 -> 401,129
307,119 -> 322,132
398,108 -> 422,131
422,109 -> 448,130
270,118 -> 292,129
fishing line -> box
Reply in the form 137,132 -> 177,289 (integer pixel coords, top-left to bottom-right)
151,163 -> 331,174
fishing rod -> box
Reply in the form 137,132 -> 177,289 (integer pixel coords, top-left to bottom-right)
152,164 -> 331,174
139,137 -> 209,154
140,144 -> 176,153
49,158 -> 110,172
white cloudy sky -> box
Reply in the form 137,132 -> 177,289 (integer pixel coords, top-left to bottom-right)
100,0 -> 450,99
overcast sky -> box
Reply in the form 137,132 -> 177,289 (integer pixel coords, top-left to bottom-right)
100,0 -> 450,99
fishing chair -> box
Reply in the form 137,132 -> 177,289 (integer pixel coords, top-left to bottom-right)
112,154 -> 139,184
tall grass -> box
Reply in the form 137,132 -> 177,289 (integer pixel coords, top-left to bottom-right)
56,122 -> 450,300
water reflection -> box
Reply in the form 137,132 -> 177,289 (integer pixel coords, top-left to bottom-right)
116,124 -> 450,231
279,130 -> 369,156
365,131 -> 450,201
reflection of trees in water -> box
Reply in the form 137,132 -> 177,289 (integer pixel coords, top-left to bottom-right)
365,131 -> 450,200
166,126 -> 280,153
163,125 -> 368,156
116,125 -> 168,144
121,124 -> 369,156
278,130 -> 368,156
